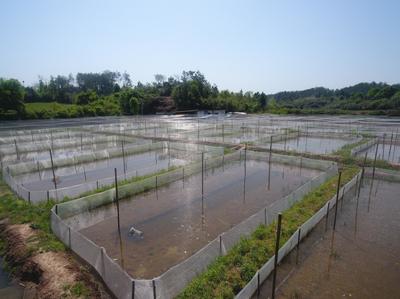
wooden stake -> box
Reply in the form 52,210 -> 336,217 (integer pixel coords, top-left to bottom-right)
49,149 -> 57,189
325,202 -> 330,232
14,139 -> 19,160
333,171 -> 342,230
272,213 -> 282,299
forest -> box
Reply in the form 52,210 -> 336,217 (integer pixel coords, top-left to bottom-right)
0,71 -> 399,119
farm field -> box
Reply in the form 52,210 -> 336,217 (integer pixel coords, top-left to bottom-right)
1,114 -> 399,299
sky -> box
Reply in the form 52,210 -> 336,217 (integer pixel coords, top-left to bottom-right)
1,0 -> 399,94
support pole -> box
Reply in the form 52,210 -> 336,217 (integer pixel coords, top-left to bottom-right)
272,213 -> 282,299
14,139 -> 19,160
222,123 -> 224,143
114,168 -> 121,232
333,171 -> 342,230
114,168 -> 124,268
201,152 -> 205,222
325,202 -> 330,232
243,144 -> 247,202
121,140 -> 126,176
49,149 -> 57,189
296,228 -> 301,264
268,136 -> 272,190
368,141 -> 379,211
388,132 -> 394,158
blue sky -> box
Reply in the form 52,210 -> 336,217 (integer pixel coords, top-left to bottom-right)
1,0 -> 399,93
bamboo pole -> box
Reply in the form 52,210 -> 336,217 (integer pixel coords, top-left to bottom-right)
333,171 -> 342,230
271,213 -> 282,299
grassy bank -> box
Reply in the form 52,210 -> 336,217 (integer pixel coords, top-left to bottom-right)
177,166 -> 359,298
24,100 -> 121,119
0,175 -> 65,254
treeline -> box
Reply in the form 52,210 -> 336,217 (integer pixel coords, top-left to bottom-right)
1,71 -> 399,119
272,82 -> 400,115
0,70 -> 266,119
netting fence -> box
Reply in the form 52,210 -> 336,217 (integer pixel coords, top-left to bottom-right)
4,141 -> 223,203
350,137 -> 378,156
51,151 -> 337,299
234,169 -> 361,299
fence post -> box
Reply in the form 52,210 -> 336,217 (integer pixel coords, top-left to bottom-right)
152,280 -> 156,299
68,227 -> 71,248
201,152 -> 204,219
333,171 -> 342,230
14,139 -> 20,160
243,144 -> 247,202
272,213 -> 282,299
182,167 -> 185,188
219,235 -> 222,256
368,142 -> 379,211
264,207 -> 267,225
325,202 -> 330,232
49,149 -> 57,189
296,228 -> 301,264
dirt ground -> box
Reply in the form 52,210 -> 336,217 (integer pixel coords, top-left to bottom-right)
0,220 -> 112,299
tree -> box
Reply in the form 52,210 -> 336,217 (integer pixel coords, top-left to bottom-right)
118,89 -> 140,114
254,92 -> 268,108
0,78 -> 25,115
76,71 -> 121,95
75,90 -> 98,105
154,74 -> 165,84
47,75 -> 75,103
172,71 -> 212,109
122,72 -> 132,88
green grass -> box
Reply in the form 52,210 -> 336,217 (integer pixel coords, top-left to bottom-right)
62,282 -> 91,298
24,99 -> 121,119
25,102 -> 84,119
0,175 -> 66,256
333,137 -> 370,158
177,166 -> 359,299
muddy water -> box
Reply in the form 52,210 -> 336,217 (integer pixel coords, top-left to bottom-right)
357,142 -> 400,165
0,257 -> 23,298
254,178 -> 400,299
16,149 -> 187,191
0,257 -> 9,289
271,136 -> 355,154
79,159 -> 323,278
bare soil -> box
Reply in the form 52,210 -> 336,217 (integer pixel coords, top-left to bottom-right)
0,220 -> 112,299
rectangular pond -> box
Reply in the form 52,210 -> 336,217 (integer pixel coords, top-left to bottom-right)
254,171 -> 400,299
270,136 -> 357,155
70,156 -> 325,279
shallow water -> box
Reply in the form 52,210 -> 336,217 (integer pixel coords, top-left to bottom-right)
0,257 -> 10,289
271,136 -> 355,154
16,149 -> 187,191
254,177 -> 400,299
78,159 -> 323,278
357,142 -> 400,165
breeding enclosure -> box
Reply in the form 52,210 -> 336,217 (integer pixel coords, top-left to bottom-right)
256,132 -> 360,155
4,141 -> 222,203
255,169 -> 400,299
356,138 -> 400,165
51,151 -> 336,299
0,133 -> 147,164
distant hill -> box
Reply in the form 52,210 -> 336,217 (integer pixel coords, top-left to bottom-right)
268,82 -> 400,115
